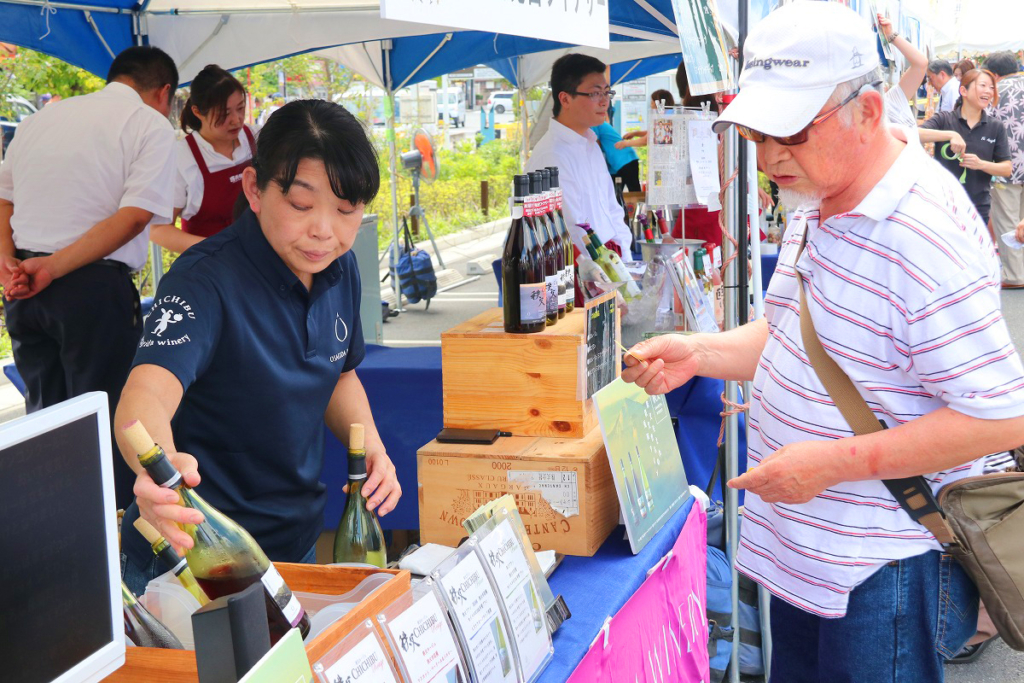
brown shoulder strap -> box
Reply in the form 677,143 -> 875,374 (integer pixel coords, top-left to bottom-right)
795,230 -> 958,548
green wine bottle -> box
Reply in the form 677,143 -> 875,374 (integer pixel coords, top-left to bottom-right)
122,581 -> 184,649
133,517 -> 210,606
333,424 -> 387,567
123,421 -> 310,645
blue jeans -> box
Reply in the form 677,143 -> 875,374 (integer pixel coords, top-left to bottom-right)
122,543 -> 318,597
769,550 -> 978,683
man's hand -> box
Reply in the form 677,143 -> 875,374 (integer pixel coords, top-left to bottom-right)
621,334 -> 703,395
877,14 -> 895,41
0,255 -> 26,294
349,449 -> 401,516
1016,217 -> 1024,244
960,153 -> 986,171
134,450 -> 203,552
727,440 -> 839,504
948,133 -> 967,157
5,256 -> 57,299
622,130 -> 647,141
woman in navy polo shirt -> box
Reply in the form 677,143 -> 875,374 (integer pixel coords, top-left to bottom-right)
116,100 -> 400,594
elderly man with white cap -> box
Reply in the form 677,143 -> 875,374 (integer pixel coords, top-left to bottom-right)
623,2 -> 1024,679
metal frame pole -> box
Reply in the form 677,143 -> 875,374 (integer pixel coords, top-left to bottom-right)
723,125 -> 741,683
384,41 -> 403,313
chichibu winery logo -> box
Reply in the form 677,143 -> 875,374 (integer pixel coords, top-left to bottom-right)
399,613 -> 438,652
140,294 -> 196,348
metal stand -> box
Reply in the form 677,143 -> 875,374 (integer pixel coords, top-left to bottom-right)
408,168 -> 446,270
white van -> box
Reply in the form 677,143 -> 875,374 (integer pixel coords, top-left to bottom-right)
436,87 -> 466,128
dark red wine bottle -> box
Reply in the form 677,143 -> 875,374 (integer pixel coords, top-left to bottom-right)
529,171 -> 559,326
502,174 -> 546,333
540,169 -> 566,319
546,166 -> 575,314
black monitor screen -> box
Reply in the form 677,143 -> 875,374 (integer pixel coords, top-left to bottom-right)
0,413 -> 115,683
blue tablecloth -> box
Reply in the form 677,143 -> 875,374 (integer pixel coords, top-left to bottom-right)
322,345 -> 746,530
539,497 -> 697,682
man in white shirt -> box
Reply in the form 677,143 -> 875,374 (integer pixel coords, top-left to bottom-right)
527,54 -> 632,259
623,3 -> 1024,680
0,46 -> 178,507
927,59 -> 960,112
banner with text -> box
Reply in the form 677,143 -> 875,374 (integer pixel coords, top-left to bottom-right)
380,0 -> 610,49
567,502 -> 709,682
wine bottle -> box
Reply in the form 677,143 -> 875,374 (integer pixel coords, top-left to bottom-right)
540,169 -> 566,319
529,171 -> 559,326
583,230 -> 642,301
502,174 -> 546,334
333,424 -> 387,567
122,581 -> 184,649
122,421 -> 310,645
133,517 -> 210,605
546,167 -> 575,314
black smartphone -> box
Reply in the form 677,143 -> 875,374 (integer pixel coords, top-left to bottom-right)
436,428 -> 502,445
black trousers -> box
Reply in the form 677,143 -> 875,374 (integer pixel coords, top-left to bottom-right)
4,262 -> 142,509
614,159 -> 642,193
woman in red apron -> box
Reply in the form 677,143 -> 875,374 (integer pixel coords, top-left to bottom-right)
151,65 -> 255,253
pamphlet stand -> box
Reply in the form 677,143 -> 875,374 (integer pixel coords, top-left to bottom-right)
103,565 -> 410,683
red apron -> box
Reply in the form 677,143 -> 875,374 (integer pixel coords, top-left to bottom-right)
180,126 -> 256,238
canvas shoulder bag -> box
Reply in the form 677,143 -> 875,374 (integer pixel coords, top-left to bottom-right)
795,235 -> 1024,650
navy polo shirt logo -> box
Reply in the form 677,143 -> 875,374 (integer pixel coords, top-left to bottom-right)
139,294 -> 197,348
334,313 -> 349,343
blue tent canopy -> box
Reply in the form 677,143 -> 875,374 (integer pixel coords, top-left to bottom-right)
0,0 -> 681,89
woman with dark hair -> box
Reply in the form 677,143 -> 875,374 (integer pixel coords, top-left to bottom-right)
151,65 -> 255,253
920,69 -> 1012,226
118,99 -> 400,595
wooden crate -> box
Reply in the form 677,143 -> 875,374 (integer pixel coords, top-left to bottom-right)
418,426 -> 619,556
441,308 -> 601,438
105,564 -> 410,682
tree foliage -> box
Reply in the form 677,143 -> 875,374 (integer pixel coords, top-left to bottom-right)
0,46 -> 104,117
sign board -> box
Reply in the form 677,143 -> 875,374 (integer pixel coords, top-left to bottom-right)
568,502 -> 709,682
584,290 -> 619,399
381,0 -> 610,49
670,0 -> 735,96
474,67 -> 504,80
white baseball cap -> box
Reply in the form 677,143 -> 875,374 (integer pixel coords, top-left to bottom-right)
712,1 -> 880,136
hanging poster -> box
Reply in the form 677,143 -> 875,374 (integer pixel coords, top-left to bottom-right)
687,118 -> 721,205
669,0 -> 735,96
647,107 -> 712,207
593,378 -> 690,554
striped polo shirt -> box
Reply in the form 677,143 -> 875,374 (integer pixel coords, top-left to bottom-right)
738,138 -> 1024,618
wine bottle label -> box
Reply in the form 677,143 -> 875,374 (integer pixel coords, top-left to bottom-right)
565,267 -> 575,300
512,203 -> 524,219
261,565 -> 305,628
141,450 -> 183,490
545,275 -> 558,315
519,283 -> 546,324
348,453 -> 368,480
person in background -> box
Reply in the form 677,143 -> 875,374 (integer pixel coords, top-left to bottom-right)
954,58 -> 977,81
151,65 -> 256,254
920,69 -> 1011,229
117,100 -> 400,594
877,14 -> 928,127
985,51 -> 1024,289
527,53 -> 632,258
0,46 -> 178,509
626,4 -> 1024,679
927,59 -> 960,112
592,104 -> 641,191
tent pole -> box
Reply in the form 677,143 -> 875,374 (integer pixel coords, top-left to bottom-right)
519,56 -> 529,170
384,40 -> 403,313
723,125 -> 742,683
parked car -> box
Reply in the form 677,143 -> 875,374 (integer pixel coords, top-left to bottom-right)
436,87 -> 466,127
1,95 -> 38,160
487,90 -> 515,115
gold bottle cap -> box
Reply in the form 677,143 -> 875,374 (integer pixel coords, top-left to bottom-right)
122,420 -> 156,456
133,517 -> 163,545
349,423 -> 365,451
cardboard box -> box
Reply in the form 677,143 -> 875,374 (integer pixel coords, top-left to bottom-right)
441,308 -> 607,439
418,426 -> 619,556
105,564 -> 410,682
